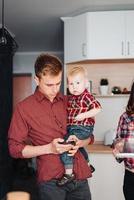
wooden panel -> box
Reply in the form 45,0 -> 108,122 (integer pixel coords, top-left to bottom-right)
13,74 -> 32,110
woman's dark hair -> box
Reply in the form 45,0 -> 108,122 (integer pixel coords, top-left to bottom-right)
34,54 -> 63,78
126,82 -> 134,115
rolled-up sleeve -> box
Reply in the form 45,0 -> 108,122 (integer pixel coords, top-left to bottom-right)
8,104 -> 29,158
87,94 -> 101,110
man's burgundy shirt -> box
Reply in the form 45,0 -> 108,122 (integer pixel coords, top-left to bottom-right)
8,89 -> 92,183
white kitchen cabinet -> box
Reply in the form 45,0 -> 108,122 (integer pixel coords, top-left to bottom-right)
125,11 -> 134,58
63,10 -> 134,63
63,13 -> 88,63
88,153 -> 125,200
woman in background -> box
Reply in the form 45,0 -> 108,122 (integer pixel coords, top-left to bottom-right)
113,81 -> 134,200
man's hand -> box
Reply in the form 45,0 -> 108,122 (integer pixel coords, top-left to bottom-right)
67,135 -> 81,156
50,138 -> 73,154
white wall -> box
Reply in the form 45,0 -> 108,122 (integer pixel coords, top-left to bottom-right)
94,96 -> 129,142
89,153 -> 125,200
13,51 -> 64,92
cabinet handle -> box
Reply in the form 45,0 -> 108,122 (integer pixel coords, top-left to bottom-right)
82,43 -> 86,57
121,41 -> 124,55
127,41 -> 130,55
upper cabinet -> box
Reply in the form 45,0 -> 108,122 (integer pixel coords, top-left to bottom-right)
63,11 -> 134,63
64,13 -> 88,63
125,11 -> 134,57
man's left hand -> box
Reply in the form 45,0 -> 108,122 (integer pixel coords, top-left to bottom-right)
67,135 -> 80,156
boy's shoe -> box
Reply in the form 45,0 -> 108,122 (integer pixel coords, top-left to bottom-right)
90,165 -> 95,173
56,173 -> 75,186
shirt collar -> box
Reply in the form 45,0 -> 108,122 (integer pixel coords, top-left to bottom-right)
71,89 -> 88,99
34,87 -> 64,102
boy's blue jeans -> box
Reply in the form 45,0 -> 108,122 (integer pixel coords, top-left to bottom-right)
61,125 -> 94,166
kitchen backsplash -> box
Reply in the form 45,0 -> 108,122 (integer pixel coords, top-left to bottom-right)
67,61 -> 134,95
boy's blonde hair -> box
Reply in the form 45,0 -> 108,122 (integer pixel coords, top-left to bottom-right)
67,66 -> 87,78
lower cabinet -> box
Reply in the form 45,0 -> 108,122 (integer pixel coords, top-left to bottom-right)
88,153 -> 125,200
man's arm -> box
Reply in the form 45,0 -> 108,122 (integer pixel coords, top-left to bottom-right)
22,138 -> 73,158
22,143 -> 54,158
8,105 -> 73,159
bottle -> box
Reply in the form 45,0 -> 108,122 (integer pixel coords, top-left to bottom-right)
87,80 -> 92,93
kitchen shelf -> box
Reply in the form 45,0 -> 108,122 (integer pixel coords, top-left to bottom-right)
94,94 -> 129,98
87,143 -> 112,154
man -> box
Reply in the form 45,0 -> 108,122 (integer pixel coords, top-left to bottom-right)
8,54 -> 93,200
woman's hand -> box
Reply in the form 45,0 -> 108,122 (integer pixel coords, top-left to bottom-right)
112,148 -> 120,157
50,138 -> 73,154
112,138 -> 124,157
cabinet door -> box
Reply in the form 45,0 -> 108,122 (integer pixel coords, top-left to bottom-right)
86,11 -> 125,59
64,13 -> 87,63
89,154 -> 125,200
125,11 -> 134,58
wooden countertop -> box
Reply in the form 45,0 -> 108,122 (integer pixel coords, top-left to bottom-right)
86,143 -> 112,154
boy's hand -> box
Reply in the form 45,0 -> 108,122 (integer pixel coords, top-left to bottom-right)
75,113 -> 85,121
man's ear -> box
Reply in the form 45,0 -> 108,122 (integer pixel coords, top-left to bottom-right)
34,75 -> 39,86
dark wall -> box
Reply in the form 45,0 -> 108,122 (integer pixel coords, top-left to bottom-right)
0,54 -> 13,198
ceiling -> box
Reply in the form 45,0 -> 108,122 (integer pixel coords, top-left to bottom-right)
1,0 -> 134,52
